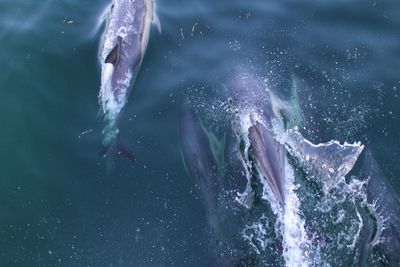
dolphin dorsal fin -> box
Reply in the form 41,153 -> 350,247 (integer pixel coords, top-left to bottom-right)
105,43 -> 119,65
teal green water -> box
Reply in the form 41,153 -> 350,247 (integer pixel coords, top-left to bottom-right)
1,0 -> 400,266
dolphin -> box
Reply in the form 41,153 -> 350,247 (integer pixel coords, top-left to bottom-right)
179,103 -> 220,230
230,68 -> 288,207
98,0 -> 161,152
357,150 -> 400,265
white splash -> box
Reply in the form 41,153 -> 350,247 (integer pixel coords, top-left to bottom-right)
280,165 -> 311,267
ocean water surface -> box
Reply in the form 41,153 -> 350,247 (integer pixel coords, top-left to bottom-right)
1,0 -> 400,266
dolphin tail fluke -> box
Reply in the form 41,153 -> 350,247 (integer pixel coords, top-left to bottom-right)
100,134 -> 136,163
116,137 -> 136,163
114,134 -> 136,163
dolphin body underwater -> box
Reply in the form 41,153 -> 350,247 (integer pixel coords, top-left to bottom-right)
357,150 -> 400,266
179,104 -> 220,230
97,0 -> 161,157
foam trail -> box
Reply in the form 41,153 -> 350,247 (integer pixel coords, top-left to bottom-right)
280,164 -> 310,267
258,158 -> 310,266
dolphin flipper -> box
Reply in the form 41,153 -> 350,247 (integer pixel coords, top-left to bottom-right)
91,3 -> 114,38
153,13 -> 162,34
152,2 -> 162,33
202,126 -> 226,178
269,75 -> 305,130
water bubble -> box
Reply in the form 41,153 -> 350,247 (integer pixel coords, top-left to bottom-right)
228,40 -> 241,51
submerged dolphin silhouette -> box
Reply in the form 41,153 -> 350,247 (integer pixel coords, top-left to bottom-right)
97,0 -> 161,154
357,150 -> 400,266
179,103 -> 220,230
